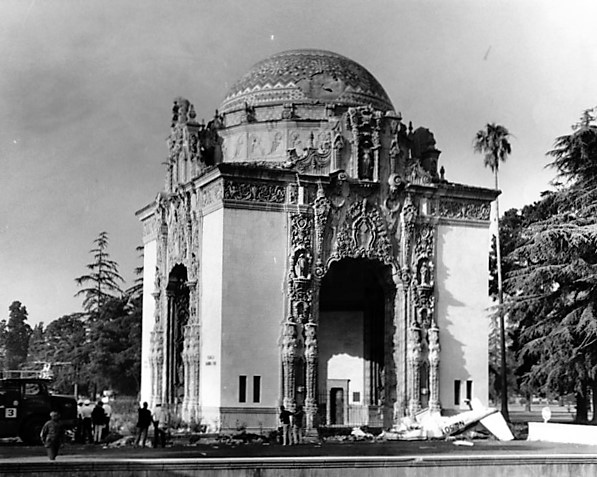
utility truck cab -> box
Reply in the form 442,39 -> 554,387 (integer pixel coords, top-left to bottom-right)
0,370 -> 77,444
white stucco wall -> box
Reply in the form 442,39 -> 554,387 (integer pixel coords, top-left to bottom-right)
220,208 -> 286,410
140,239 -> 157,405
199,208 -> 224,419
435,223 -> 491,411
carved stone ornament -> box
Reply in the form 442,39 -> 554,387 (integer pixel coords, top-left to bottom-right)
288,213 -> 314,322
328,198 -> 396,268
224,181 -> 286,203
438,199 -> 491,221
290,213 -> 313,251
284,131 -> 332,174
406,161 -> 434,185
313,184 -> 331,277
166,195 -> 190,266
346,106 -> 383,180
201,181 -> 223,208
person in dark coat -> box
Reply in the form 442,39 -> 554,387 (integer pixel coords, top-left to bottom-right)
279,405 -> 292,446
91,400 -> 106,443
40,411 -> 64,460
135,402 -> 153,447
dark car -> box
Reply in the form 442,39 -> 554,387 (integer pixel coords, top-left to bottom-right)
0,374 -> 77,444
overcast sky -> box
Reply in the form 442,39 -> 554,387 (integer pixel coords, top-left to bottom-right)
2,0 -> 596,326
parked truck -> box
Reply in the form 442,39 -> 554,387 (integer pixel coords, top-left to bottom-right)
0,370 -> 78,444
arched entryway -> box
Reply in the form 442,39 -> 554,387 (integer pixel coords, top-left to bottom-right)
166,264 -> 189,407
318,258 -> 395,427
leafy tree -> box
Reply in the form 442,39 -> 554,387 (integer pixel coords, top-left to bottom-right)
75,231 -> 124,316
4,301 -> 32,370
88,296 -> 142,395
474,123 -> 512,419
44,313 -> 89,394
0,319 -> 6,369
24,323 -> 47,368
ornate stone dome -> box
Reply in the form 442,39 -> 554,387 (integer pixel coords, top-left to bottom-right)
220,49 -> 394,114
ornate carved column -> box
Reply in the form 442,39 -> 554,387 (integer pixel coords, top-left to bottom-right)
407,324 -> 422,417
428,323 -> 441,413
392,275 -> 408,422
165,290 -> 175,406
304,320 -> 318,429
281,318 -> 298,411
150,327 -> 164,405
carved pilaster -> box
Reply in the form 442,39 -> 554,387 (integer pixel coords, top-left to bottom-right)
181,320 -> 201,423
407,324 -> 422,417
282,319 -> 298,411
313,185 -> 331,278
392,277 -> 408,422
428,323 -> 441,413
400,194 -> 417,276
304,321 -> 318,429
150,326 -> 164,406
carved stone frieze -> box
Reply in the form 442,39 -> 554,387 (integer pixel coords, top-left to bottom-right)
201,181 -> 223,208
285,145 -> 332,174
329,198 -> 395,268
224,181 -> 286,203
438,198 -> 491,221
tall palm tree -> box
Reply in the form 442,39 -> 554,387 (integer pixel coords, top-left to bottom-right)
474,123 -> 512,421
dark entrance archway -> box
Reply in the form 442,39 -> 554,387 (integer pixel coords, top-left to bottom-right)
318,258 -> 394,426
166,264 -> 189,407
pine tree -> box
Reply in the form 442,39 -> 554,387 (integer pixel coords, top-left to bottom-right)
75,231 -> 124,316
507,109 -> 597,422
5,301 -> 32,370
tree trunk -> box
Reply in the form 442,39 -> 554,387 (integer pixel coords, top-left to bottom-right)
494,168 -> 509,421
575,391 -> 589,423
591,382 -> 597,424
525,391 -> 531,412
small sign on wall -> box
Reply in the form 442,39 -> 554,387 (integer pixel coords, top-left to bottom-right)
205,355 -> 217,366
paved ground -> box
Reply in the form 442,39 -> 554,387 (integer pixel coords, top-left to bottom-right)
2,438 -> 597,463
0,405 -> 592,463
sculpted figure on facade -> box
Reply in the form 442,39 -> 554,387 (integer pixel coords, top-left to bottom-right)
294,250 -> 311,279
407,324 -> 423,416
427,323 -> 441,412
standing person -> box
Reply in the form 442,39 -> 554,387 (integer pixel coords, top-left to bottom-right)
279,405 -> 292,446
80,399 -> 93,444
135,402 -> 153,447
291,405 -> 304,444
101,397 -> 112,440
40,411 -> 64,461
91,400 -> 106,443
152,403 -> 166,448
75,400 -> 84,443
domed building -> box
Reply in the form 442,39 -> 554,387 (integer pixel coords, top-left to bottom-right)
136,49 -> 497,431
